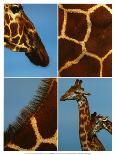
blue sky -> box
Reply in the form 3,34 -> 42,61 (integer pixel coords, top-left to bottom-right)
4,4 -> 57,77
58,78 -> 112,151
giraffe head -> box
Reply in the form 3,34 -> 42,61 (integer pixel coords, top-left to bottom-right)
89,112 -> 108,137
60,79 -> 91,103
4,4 -> 49,66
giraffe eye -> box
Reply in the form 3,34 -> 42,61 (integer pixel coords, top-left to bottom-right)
10,5 -> 22,14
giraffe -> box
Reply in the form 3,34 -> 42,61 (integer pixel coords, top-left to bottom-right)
60,79 -> 105,151
89,112 -> 112,138
59,4 -> 112,77
4,78 -> 57,151
4,4 -> 49,67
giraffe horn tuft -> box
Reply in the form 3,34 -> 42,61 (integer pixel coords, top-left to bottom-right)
75,79 -> 83,87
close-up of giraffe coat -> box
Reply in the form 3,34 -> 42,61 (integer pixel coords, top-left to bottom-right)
4,4 -> 49,67
59,4 -> 112,77
4,78 -> 57,151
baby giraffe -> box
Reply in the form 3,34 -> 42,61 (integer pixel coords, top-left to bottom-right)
89,112 -> 112,138
60,79 -> 105,151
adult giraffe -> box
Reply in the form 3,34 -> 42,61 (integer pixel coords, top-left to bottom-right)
60,79 -> 110,151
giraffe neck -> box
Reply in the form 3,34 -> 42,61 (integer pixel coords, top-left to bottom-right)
77,98 -> 105,151
4,79 -> 57,151
77,97 -> 91,151
90,135 -> 105,151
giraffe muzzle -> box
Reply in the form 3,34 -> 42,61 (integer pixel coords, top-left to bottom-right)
25,42 -> 49,67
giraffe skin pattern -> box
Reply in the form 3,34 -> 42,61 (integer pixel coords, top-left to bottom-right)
59,4 -> 112,77
4,4 -> 49,67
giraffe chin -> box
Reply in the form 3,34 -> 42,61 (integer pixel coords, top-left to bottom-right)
25,49 -> 49,67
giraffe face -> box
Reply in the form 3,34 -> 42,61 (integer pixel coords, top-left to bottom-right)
60,79 -> 90,101
90,112 -> 108,136
4,4 -> 49,66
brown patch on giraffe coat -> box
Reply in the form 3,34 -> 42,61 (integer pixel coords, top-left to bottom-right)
35,143 -> 57,151
84,106 -> 89,114
60,55 -> 100,77
80,126 -> 85,133
80,116 -> 85,125
85,123 -> 90,132
66,13 -> 87,41
5,14 -> 10,24
83,115 -> 87,122
12,36 -> 20,44
80,134 -> 86,142
103,54 -> 112,77
62,4 -> 95,10
59,8 -> 64,35
80,108 -> 84,115
4,25 -> 10,36
86,7 -> 112,58
59,39 -> 82,69
36,80 -> 57,139
10,23 -> 18,37
19,33 -> 29,48
18,25 -> 22,35
13,121 -> 36,149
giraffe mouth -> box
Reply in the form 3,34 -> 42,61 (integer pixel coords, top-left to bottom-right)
60,95 -> 66,101
25,43 -> 49,67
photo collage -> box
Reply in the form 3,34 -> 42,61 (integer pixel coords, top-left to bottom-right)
4,2 -> 112,152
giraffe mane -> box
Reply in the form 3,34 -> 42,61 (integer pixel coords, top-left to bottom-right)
4,79 -> 54,146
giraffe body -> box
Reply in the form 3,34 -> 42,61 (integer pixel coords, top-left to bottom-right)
60,79 -> 105,151
4,4 -> 49,66
4,79 -> 57,151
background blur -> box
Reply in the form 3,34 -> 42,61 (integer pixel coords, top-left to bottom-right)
4,4 -> 57,77
58,78 -> 112,151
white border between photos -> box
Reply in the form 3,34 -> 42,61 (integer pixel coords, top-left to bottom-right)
0,0 -> 115,155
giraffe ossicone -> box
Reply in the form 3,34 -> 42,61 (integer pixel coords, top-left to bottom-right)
4,4 -> 49,67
